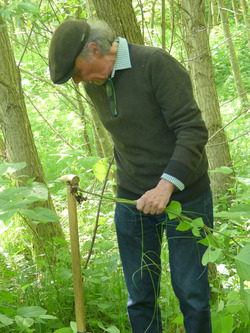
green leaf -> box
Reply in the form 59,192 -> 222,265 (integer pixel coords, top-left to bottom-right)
242,289 -> 250,312
202,247 -> 222,266
54,328 -> 74,333
70,321 -> 77,333
17,306 -> 47,318
198,234 -> 218,247
0,314 -> 13,326
192,217 -> 204,228
0,208 -> 18,223
210,166 -> 233,174
106,326 -> 120,333
226,298 -> 244,314
0,162 -> 26,176
98,322 -> 120,333
15,315 -> 34,329
0,305 -> 14,316
222,314 -> 234,332
172,313 -> 183,324
0,290 -> 15,303
176,220 -> 191,231
25,182 -> 49,201
192,226 -> 201,237
166,201 -> 182,220
39,314 -> 58,320
235,245 -> 250,281
21,207 -> 59,223
18,2 -> 40,14
92,158 -> 109,182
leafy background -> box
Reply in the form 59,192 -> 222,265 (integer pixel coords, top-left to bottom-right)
0,0 -> 249,332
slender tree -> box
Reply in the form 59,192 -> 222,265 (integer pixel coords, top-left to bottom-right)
179,0 -> 236,200
218,0 -> 249,107
0,17 -> 65,255
240,0 -> 250,53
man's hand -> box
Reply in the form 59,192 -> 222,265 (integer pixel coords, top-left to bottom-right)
136,179 -> 175,215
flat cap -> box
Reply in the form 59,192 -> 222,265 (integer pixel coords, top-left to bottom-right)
49,20 -> 90,84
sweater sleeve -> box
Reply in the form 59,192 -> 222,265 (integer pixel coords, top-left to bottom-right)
147,49 -> 208,186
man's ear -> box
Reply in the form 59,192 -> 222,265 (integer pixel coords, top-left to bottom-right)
87,42 -> 101,57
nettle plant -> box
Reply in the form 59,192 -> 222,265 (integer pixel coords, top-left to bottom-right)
0,162 -> 59,232
0,162 -> 60,332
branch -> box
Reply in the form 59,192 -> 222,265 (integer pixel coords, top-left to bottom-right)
24,92 -> 76,150
84,155 -> 115,269
20,67 -> 78,109
207,130 -> 250,147
208,108 -> 249,142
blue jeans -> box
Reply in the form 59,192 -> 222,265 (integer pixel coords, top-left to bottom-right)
115,188 -> 213,333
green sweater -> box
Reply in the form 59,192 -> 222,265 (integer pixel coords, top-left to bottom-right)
85,43 -> 210,202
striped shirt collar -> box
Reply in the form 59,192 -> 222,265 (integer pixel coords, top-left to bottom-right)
111,37 -> 132,79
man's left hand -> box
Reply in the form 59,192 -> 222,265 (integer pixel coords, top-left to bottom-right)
136,179 -> 175,215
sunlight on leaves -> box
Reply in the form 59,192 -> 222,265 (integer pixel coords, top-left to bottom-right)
92,158 -> 109,182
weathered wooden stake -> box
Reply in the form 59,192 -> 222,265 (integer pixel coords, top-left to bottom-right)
60,174 -> 86,333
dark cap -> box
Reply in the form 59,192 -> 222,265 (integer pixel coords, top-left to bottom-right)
49,20 -> 90,84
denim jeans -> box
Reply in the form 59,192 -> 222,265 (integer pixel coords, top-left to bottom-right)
115,188 -> 213,333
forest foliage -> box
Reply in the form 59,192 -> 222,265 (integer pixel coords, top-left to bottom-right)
0,0 -> 249,332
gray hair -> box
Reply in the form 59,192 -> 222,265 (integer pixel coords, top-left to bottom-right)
81,20 -> 116,56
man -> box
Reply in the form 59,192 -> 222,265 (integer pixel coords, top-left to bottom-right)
49,19 -> 213,333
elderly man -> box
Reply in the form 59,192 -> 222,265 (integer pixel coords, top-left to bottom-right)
49,19 -> 213,333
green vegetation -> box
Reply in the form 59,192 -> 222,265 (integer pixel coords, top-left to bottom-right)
0,0 -> 249,332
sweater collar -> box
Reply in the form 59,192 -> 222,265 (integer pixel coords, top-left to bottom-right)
111,37 -> 132,79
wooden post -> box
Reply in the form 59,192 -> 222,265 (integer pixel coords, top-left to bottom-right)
60,175 -> 86,333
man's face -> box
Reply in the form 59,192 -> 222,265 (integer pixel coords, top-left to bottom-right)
72,45 -> 108,85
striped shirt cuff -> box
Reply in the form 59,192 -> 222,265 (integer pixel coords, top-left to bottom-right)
161,173 -> 185,191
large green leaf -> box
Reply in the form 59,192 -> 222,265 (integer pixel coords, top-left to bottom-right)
15,315 -> 34,329
226,298 -> 244,314
202,247 -> 222,266
0,182 -> 48,202
0,162 -> 26,176
0,314 -> 13,326
17,306 -> 47,318
221,314 -> 234,333
21,207 -> 59,223
92,158 -> 109,182
235,245 -> 250,281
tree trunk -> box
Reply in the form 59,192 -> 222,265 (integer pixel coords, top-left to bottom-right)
218,0 -> 249,107
89,0 -> 144,44
231,0 -> 241,26
211,0 -> 218,26
180,0 -> 236,201
0,19 -> 65,255
240,0 -> 250,54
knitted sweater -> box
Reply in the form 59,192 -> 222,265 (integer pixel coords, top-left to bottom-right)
85,43 -> 210,202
